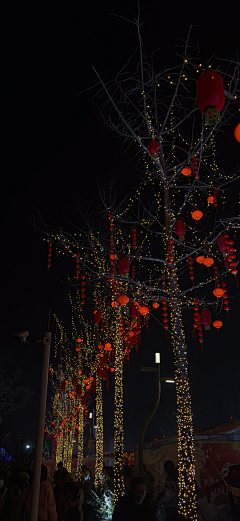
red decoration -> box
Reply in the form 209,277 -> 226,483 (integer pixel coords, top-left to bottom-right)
80,274 -> 85,305
213,320 -> 223,330
203,257 -> 214,268
132,228 -> 137,252
47,241 -> 52,276
152,302 -> 159,309
74,253 -> 80,288
118,294 -> 129,305
119,257 -> 129,278
139,306 -> 149,316
192,210 -> 203,221
129,303 -> 137,319
149,139 -> 158,158
192,156 -> 199,180
196,256 -> 204,265
94,310 -> 102,323
188,256 -> 195,286
217,234 -> 226,254
201,308 -> 211,330
207,195 -> 215,204
234,123 -> 240,142
175,220 -> 185,241
196,70 -> 225,125
182,167 -> 191,176
224,258 -> 231,271
111,300 -> 118,308
213,288 -> 224,298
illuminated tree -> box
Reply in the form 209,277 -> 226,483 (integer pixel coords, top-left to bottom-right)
38,27 -> 240,517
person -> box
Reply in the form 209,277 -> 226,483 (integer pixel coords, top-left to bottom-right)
3,470 -> 30,520
112,476 -> 156,521
58,480 -> 84,521
17,464 -> 57,521
158,461 -> 178,520
53,461 -> 69,492
226,464 -> 240,519
0,471 -> 8,517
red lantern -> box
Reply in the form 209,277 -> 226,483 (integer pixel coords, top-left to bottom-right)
192,210 -> 203,221
213,288 -> 224,298
217,234 -> 226,253
139,306 -> 149,316
201,308 -> 211,330
129,303 -> 137,319
118,294 -> 129,305
207,195 -> 215,204
196,70 -> 225,125
94,310 -> 101,323
196,256 -> 204,265
224,258 -> 231,271
149,139 -> 158,158
119,257 -> 129,278
234,123 -> 240,142
111,300 -> 118,308
213,320 -> 223,330
203,257 -> 214,268
47,241 -> 52,275
152,302 -> 159,309
182,167 -> 191,176
175,220 -> 185,241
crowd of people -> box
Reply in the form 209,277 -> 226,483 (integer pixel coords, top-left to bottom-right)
0,460 -> 239,520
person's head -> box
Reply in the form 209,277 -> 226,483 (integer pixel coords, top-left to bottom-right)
164,460 -> 176,478
130,476 -> 146,505
81,465 -> 88,472
57,461 -> 63,471
40,465 -> 48,482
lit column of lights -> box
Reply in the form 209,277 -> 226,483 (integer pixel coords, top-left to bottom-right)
168,256 -> 197,520
113,311 -> 125,502
95,372 -> 104,486
56,425 -> 63,465
76,402 -> 84,479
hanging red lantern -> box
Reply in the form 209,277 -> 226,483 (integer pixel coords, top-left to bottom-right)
129,303 -> 137,319
175,220 -> 186,241
119,257 -> 129,278
207,195 -> 215,204
182,167 -> 191,176
213,320 -> 223,330
213,288 -> 224,298
217,234 -> 226,254
139,306 -> 149,316
111,300 -> 118,308
132,229 -> 137,251
94,310 -> 102,323
196,256 -> 204,265
192,156 -> 199,180
152,302 -> 159,309
203,257 -> 214,268
234,123 -> 240,142
75,253 -> 80,288
104,342 -> 112,351
149,139 -> 158,158
192,210 -> 203,221
201,308 -> 211,330
196,70 -> 225,125
118,294 -> 129,305
188,256 -> 195,286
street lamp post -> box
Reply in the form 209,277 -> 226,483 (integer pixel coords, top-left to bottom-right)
138,353 -> 161,477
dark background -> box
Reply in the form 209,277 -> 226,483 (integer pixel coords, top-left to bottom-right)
1,1 -> 240,451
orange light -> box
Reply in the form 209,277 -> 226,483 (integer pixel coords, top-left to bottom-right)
99,353 -> 104,358
110,254 -> 117,260
76,338 -> 82,343
104,342 -> 112,351
86,385 -> 91,390
152,302 -> 160,308
84,379 -> 89,383
94,310 -> 98,314
139,306 -> 149,315
234,123 -> 240,142
128,331 -> 134,337
192,210 -> 203,221
203,257 -> 214,267
78,370 -> 82,374
196,256 -> 204,264
182,167 -> 191,176
207,196 -> 215,204
98,344 -> 104,350
213,320 -> 223,329
76,347 -> 80,352
213,288 -> 224,298
110,367 -> 115,372
111,300 -> 118,307
118,294 -> 129,305
89,376 -> 94,382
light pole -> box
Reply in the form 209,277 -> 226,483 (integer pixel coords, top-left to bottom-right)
138,352 -> 161,477
13,330 -> 51,521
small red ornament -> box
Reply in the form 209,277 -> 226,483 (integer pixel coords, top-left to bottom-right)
47,241 -> 52,276
196,70 -> 225,125
149,139 -> 158,158
175,220 -> 185,241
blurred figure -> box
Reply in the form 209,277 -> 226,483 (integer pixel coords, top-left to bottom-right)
17,464 -> 57,521
226,464 -> 240,520
158,460 -> 178,520
3,470 -> 29,520
112,476 -> 156,521
54,461 -> 69,492
58,480 -> 84,521
0,470 -> 8,517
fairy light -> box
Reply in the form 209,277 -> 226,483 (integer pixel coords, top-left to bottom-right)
95,373 -> 104,486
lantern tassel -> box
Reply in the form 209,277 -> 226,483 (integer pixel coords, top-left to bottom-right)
165,330 -> 168,341
235,276 -> 239,288
227,311 -> 230,322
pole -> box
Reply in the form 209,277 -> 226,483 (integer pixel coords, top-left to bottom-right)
30,332 -> 51,521
92,408 -> 95,477
139,358 -> 161,477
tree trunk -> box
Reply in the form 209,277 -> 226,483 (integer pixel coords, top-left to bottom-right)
160,144 -> 197,520
95,373 -> 104,486
113,312 -> 125,502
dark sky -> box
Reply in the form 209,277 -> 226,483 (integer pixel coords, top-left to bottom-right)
1,1 -> 240,451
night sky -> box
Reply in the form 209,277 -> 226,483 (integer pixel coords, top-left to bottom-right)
1,1 -> 240,452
